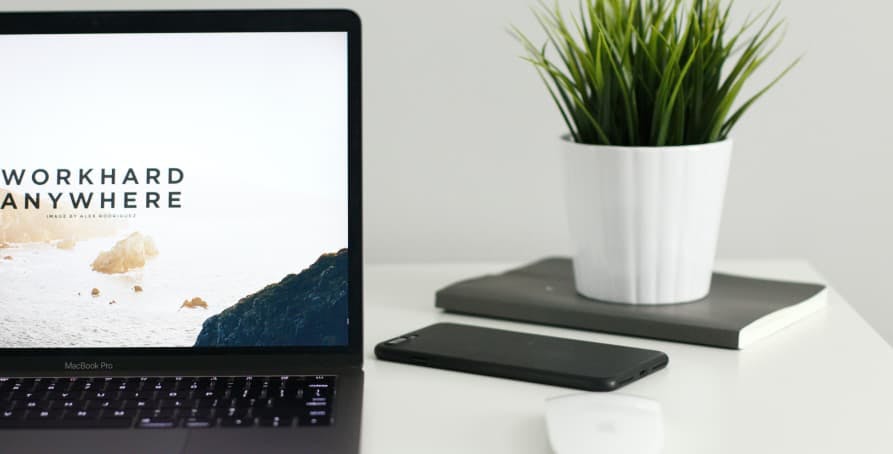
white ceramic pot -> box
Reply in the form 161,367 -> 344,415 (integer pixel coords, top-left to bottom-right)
562,137 -> 732,304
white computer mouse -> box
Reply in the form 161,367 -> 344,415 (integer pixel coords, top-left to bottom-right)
545,393 -> 663,454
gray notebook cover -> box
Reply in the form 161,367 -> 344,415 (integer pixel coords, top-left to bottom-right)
435,257 -> 827,349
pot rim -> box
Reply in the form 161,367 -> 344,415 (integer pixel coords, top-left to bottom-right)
561,134 -> 733,152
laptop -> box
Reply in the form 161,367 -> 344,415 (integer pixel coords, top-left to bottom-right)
0,9 -> 363,453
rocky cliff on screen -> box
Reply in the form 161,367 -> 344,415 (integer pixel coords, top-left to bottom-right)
194,249 -> 349,347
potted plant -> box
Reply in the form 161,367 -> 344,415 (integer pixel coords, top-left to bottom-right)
514,0 -> 799,304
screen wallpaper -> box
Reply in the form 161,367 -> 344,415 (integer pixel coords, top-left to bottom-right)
0,32 -> 349,348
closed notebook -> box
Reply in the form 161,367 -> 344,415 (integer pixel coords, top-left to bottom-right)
435,257 -> 827,349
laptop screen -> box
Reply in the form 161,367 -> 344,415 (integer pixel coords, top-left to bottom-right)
0,32 -> 350,349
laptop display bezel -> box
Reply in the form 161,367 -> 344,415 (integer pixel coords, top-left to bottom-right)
0,9 -> 364,374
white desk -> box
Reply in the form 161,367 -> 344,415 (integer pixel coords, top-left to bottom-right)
359,260 -> 893,454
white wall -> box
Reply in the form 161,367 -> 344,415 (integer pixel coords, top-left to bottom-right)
6,0 -> 892,346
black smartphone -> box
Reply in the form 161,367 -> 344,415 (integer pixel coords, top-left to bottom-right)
374,323 -> 668,391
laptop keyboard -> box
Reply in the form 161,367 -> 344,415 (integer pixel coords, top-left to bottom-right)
0,375 -> 334,429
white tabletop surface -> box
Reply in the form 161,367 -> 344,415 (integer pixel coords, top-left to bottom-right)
359,260 -> 893,454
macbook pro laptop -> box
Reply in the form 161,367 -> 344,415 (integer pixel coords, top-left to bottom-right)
0,10 -> 363,453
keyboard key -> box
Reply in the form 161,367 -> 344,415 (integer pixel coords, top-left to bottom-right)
46,391 -> 75,401
8,391 -> 34,400
33,380 -> 57,393
142,408 -> 179,419
0,409 -> 25,420
64,409 -> 100,420
183,417 -> 216,429
221,407 -> 249,419
86,391 -> 110,400
94,400 -> 115,409
136,417 -> 179,429
258,416 -> 293,428
26,409 -> 62,421
121,390 -> 152,400
193,399 -> 215,409
309,376 -> 335,387
157,399 -> 191,409
298,415 -> 331,427
249,398 -> 268,409
185,408 -> 215,419
52,400 -> 78,410
262,404 -> 302,417
198,390 -> 222,399
220,416 -> 254,428
307,386 -> 331,400
272,397 -> 303,409
122,399 -> 151,409
105,409 -> 136,419
307,409 -> 329,418
228,398 -> 252,408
